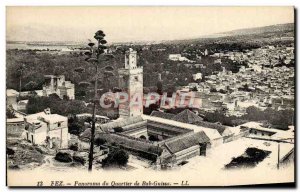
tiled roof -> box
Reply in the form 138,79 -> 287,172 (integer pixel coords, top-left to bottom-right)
164,131 -> 210,154
142,115 -> 222,140
149,110 -> 226,135
96,133 -> 163,155
172,109 -> 203,124
99,116 -> 144,132
193,121 -> 227,135
150,111 -> 175,120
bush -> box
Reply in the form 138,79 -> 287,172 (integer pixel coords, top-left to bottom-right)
69,144 -> 78,151
225,147 -> 271,169
6,107 -> 16,119
102,149 -> 129,168
210,88 -> 217,92
55,152 -> 73,163
68,116 -> 85,135
6,147 -> 15,156
95,138 -> 106,146
73,155 -> 86,165
204,106 -> 294,130
26,96 -> 89,116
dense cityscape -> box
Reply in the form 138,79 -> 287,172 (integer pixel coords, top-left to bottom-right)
6,17 -> 295,186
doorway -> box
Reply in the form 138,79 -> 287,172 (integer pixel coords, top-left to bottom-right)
199,143 -> 207,156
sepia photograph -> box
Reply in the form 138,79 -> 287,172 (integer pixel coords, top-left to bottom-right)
5,6 -> 295,187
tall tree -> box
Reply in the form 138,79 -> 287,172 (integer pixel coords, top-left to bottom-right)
17,64 -> 25,96
80,30 -> 114,171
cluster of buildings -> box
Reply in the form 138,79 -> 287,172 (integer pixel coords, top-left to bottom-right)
6,75 -> 75,112
6,75 -> 76,148
6,47 -> 294,169
95,110 -> 248,166
211,45 -> 294,66
42,75 -> 75,100
89,48 -> 292,167
168,54 -> 195,63
183,44 -> 294,116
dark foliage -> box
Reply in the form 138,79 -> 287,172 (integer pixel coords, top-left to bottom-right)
225,147 -> 271,169
102,149 -> 129,168
68,116 -> 85,136
55,152 -> 73,163
26,96 -> 88,116
69,144 -> 78,151
204,106 -> 294,129
95,138 -> 107,146
6,107 -> 16,119
6,147 -> 15,156
72,155 -> 86,165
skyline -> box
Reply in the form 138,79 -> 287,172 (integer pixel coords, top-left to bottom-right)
7,6 -> 294,43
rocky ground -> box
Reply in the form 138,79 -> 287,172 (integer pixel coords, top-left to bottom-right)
7,138 -> 99,171
6,138 -> 52,170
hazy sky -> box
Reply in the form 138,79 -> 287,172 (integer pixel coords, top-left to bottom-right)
6,6 -> 294,43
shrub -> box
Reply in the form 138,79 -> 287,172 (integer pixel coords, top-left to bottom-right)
102,149 -> 129,168
6,107 -> 16,119
95,138 -> 106,146
225,147 -> 271,169
69,144 -> 78,151
55,152 -> 73,163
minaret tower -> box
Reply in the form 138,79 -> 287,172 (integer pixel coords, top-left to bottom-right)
118,48 -> 143,118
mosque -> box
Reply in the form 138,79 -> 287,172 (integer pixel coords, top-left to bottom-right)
94,49 -> 249,167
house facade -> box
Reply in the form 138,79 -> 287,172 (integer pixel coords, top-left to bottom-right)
22,108 -> 69,149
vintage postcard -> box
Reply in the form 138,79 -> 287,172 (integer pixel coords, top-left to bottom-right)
6,6 -> 295,187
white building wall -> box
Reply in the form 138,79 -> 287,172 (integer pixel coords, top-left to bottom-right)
34,127 -> 48,145
210,137 -> 223,147
67,88 -> 75,100
49,128 -> 69,148
174,145 -> 200,161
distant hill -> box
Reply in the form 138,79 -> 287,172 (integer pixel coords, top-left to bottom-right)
220,23 -> 294,36
164,23 -> 294,45
8,23 -> 294,46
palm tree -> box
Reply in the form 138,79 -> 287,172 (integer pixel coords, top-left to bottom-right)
78,30 -> 114,171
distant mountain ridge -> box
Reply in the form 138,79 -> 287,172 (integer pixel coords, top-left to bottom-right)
219,23 -> 294,36
163,23 -> 294,44
7,23 -> 294,46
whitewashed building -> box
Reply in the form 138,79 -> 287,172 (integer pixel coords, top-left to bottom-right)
192,73 -> 202,81
22,108 -> 69,149
168,54 -> 194,62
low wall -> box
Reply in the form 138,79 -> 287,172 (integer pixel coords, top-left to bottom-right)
7,122 -> 24,137
223,129 -> 250,143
